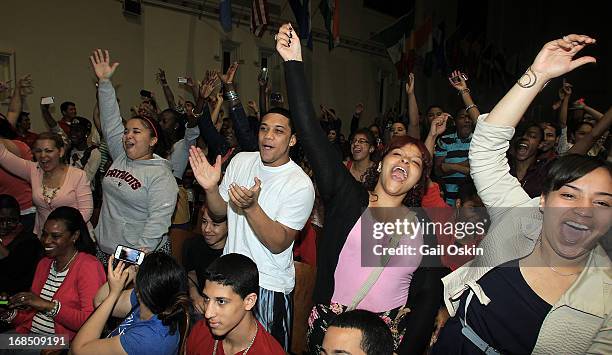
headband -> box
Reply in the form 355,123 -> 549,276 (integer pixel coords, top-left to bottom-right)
141,117 -> 159,138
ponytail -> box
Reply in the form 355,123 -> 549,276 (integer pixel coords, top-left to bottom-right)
158,293 -> 191,355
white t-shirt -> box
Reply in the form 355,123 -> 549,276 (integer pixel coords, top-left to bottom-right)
219,152 -> 315,293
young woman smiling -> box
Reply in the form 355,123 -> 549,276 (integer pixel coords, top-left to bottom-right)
274,24 -> 445,354
0,207 -> 105,341
433,34 -> 611,354
90,49 -> 178,263
0,132 -> 93,236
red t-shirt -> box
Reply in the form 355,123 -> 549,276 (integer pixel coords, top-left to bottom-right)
0,140 -> 34,211
186,319 -> 285,355
15,131 -> 38,148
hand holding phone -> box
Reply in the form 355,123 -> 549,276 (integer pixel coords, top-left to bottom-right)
114,245 -> 145,265
41,96 -> 55,105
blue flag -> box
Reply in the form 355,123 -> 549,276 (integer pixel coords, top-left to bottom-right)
220,0 -> 232,32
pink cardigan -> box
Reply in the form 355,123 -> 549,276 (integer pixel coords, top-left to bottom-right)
13,253 -> 106,340
0,143 -> 93,236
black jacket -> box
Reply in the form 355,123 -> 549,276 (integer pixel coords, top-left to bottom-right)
284,60 -> 445,354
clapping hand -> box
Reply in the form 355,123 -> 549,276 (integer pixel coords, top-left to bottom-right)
188,146 -> 222,191
228,178 -> 261,211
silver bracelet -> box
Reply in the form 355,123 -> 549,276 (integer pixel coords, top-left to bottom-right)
465,104 -> 478,111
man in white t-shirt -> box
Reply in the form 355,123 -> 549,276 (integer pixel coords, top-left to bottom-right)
189,107 -> 315,350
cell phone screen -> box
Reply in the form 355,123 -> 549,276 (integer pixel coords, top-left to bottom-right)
0,300 -> 8,305
116,246 -> 144,265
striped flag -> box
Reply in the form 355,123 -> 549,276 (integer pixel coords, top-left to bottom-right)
250,0 -> 269,37
319,0 -> 340,49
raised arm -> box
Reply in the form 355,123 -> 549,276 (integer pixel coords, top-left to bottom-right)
484,35 -> 595,127
448,70 -> 480,121
258,73 -> 270,115
157,68 -> 177,109
405,73 -> 420,139
275,24 -> 358,202
90,49 -> 124,161
473,34 -> 596,208
425,114 -> 449,157
218,63 -> 258,152
568,106 -> 612,155
0,138 -> 34,182
350,103 -> 364,137
6,75 -> 31,126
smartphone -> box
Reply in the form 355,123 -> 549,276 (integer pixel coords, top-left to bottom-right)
41,96 -> 55,105
177,77 -> 188,84
114,245 -> 145,265
140,90 -> 152,98
0,300 -> 8,306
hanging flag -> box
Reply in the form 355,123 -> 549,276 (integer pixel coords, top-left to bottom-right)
371,11 -> 415,78
250,0 -> 269,37
219,0 -> 232,32
319,0 -> 340,49
288,0 -> 313,49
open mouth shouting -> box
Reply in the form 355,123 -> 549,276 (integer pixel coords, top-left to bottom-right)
391,166 -> 408,182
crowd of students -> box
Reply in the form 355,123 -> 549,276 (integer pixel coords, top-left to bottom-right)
0,25 -> 610,355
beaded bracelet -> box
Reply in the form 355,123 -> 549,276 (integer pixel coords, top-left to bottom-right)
458,88 -> 471,96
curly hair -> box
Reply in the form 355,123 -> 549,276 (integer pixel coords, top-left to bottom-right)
362,136 -> 432,207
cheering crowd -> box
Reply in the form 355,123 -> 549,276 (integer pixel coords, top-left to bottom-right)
0,24 -> 610,355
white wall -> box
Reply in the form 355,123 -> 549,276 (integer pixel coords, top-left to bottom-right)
1,0 -> 397,136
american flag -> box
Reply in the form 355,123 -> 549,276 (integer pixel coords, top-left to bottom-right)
250,0 -> 269,37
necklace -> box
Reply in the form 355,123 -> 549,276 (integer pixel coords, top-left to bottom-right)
212,320 -> 257,355
55,250 -> 78,273
538,240 -> 583,277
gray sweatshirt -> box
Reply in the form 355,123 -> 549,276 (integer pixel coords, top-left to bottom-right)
95,80 -> 179,255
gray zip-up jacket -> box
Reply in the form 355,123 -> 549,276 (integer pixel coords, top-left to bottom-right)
95,79 -> 178,255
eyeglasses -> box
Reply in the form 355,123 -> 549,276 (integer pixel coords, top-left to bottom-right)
351,139 -> 370,145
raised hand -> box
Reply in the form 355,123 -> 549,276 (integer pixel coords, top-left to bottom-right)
156,68 -> 167,84
18,74 -> 33,96
355,103 -> 364,116
405,73 -> 415,95
200,72 -> 219,99
185,77 -> 195,87
247,100 -> 258,113
429,113 -> 449,137
219,63 -> 238,85
562,81 -> 573,97
188,146 -> 222,191
89,49 -> 120,80
530,34 -> 596,81
448,70 -> 468,91
275,23 -> 302,62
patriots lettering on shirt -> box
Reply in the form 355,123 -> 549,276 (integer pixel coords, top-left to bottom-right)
104,169 -> 142,190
